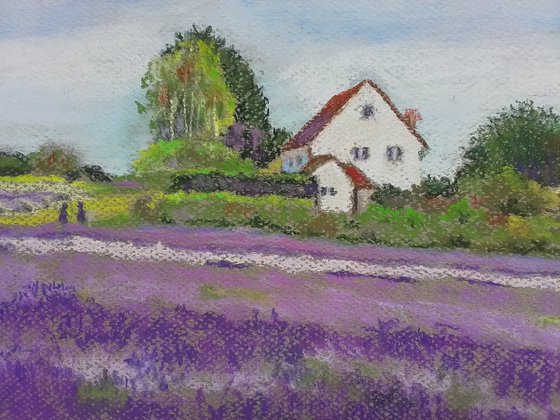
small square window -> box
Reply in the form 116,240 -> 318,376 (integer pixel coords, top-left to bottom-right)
352,147 -> 370,161
329,187 -> 337,196
362,147 -> 370,160
386,146 -> 403,162
320,187 -> 327,196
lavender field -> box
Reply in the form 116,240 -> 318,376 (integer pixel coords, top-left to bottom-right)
1,226 -> 560,418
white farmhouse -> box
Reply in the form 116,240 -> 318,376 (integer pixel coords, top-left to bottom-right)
280,80 -> 429,213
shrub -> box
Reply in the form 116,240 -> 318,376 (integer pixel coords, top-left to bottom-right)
131,194 -> 164,224
132,138 -> 184,175
303,212 -> 346,238
132,137 -> 257,188
28,142 -> 83,178
355,204 -> 427,227
442,199 -> 486,224
416,175 -> 457,198
0,152 -> 31,176
82,165 -> 112,182
457,167 -> 559,216
371,184 -> 413,209
159,192 -> 314,231
170,170 -> 315,198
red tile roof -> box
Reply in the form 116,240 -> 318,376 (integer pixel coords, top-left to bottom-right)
340,163 -> 374,189
282,80 -> 429,151
302,155 -> 374,190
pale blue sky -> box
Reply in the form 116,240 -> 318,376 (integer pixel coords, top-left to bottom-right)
0,0 -> 559,175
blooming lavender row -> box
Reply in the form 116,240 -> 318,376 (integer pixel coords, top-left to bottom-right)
2,360 -> 530,419
1,282 -> 558,417
2,250 -> 560,351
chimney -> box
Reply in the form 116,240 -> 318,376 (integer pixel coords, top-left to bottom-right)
403,109 -> 422,129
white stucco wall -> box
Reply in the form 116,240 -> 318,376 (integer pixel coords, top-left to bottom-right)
310,84 -> 423,189
312,161 -> 354,213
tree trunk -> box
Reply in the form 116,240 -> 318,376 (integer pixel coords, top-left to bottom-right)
189,91 -> 194,137
182,91 -> 188,137
168,98 -> 176,139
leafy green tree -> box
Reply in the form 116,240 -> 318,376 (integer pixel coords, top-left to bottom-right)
138,39 -> 235,140
167,26 -> 291,165
460,101 -> 560,185
169,26 -> 271,133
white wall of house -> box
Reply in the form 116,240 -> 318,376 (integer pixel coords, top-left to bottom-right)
311,84 -> 423,189
312,161 -> 354,213
356,188 -> 374,213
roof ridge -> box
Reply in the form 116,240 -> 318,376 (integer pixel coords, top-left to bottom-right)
302,154 -> 375,189
282,79 -> 429,151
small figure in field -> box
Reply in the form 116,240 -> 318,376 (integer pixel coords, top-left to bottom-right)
77,201 -> 87,224
58,202 -> 68,225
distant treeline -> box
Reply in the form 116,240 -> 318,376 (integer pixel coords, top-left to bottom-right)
0,144 -> 111,182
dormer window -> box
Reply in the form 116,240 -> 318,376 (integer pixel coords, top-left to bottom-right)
361,104 -> 375,119
386,146 -> 403,162
352,147 -> 370,161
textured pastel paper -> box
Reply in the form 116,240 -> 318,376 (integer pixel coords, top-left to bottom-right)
1,1 -> 559,418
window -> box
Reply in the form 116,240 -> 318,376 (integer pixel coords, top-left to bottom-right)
320,187 -> 337,196
288,158 -> 294,167
386,146 -> 403,162
296,154 -> 303,165
362,104 -> 375,119
362,147 -> 370,160
352,147 -> 370,161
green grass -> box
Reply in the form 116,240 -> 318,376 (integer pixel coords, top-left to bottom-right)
296,358 -> 340,390
200,284 -> 269,303
537,316 -> 560,328
445,382 -> 484,412
77,372 -> 128,406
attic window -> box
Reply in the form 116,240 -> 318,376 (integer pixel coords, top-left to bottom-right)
361,104 -> 375,119
386,146 -> 403,162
